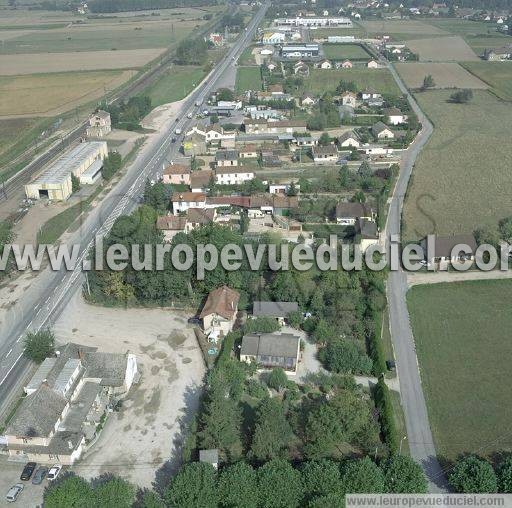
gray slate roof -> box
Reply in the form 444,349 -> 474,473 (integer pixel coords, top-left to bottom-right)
6,385 -> 67,438
252,301 -> 299,318
241,333 -> 300,359
83,352 -> 128,387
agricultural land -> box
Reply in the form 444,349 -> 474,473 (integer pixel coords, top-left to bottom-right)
405,36 -> 478,62
462,62 -> 512,101
408,280 -> 512,461
322,43 -> 371,61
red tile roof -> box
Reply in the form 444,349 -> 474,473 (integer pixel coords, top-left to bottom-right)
199,286 -> 240,320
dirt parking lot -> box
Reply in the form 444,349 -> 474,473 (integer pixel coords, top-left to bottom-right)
53,293 -> 205,489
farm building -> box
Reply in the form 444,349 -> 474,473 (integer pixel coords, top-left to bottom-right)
24,141 -> 108,201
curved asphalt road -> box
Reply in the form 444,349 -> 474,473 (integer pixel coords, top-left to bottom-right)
385,63 -> 449,492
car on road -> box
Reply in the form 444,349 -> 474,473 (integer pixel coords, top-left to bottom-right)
187,112 -> 193,119
20,462 -> 36,481
6,484 -> 24,503
32,466 -> 48,485
47,464 -> 62,481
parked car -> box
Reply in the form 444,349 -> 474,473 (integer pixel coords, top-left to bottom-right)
32,466 -> 48,485
20,462 -> 36,481
6,484 -> 24,503
187,316 -> 201,325
47,464 -> 62,481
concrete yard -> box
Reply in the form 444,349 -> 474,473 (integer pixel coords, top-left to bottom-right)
53,293 -> 206,489
0,457 -> 45,508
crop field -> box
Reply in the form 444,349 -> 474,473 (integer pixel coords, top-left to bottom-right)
146,65 -> 206,106
359,19 -> 447,36
403,90 -> 512,241
0,49 -> 164,75
462,62 -> 512,101
0,70 -> 132,116
0,118 -> 41,157
312,26 -> 366,38
423,18 -> 503,37
323,43 -> 371,60
408,280 -> 512,461
406,36 -> 478,62
0,21 -> 199,54
395,62 -> 488,89
304,68 -> 402,96
464,35 -> 511,56
235,66 -> 263,93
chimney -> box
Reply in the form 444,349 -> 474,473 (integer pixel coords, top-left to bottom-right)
68,440 -> 73,450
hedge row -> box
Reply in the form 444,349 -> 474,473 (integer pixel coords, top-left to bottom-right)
374,376 -> 399,454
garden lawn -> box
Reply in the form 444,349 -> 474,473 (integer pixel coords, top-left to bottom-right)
235,66 -> 262,93
408,280 -> 512,461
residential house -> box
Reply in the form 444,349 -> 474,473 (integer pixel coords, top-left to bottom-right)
249,194 -> 299,215
171,192 -> 206,214
420,234 -> 477,265
5,343 -> 137,465
86,110 -> 111,138
239,144 -> 259,159
199,286 -> 240,336
215,166 -> 255,185
340,91 -> 357,107
484,45 -> 512,61
383,107 -> 407,125
240,332 -> 301,374
317,59 -> 333,69
268,84 -> 284,96
294,136 -> 318,148
340,59 -> 353,69
338,131 -> 360,148
252,301 -> 299,325
312,144 -> 338,164
267,62 -> 277,71
215,150 -> 239,167
269,183 -> 300,195
301,93 -> 317,107
190,169 -> 213,192
356,218 -> 380,253
361,88 -> 382,101
244,118 -> 269,134
336,202 -> 375,225
267,120 -> 307,135
162,163 -> 190,185
261,150 -> 281,167
367,59 -> 380,68
372,121 -> 395,140
156,215 -> 188,242
209,33 -> 224,46
294,61 -> 310,76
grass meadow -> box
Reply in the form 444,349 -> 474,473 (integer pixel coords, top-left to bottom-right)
235,66 -> 263,93
323,43 -> 371,61
408,280 -> 512,461
304,68 -> 402,96
462,62 -> 512,101
402,89 -> 512,241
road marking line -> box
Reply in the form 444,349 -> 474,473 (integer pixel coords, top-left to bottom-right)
5,349 -> 12,358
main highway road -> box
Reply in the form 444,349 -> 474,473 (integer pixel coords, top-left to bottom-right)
0,2 -> 269,417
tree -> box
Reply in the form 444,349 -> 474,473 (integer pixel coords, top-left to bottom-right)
450,89 -> 473,104
217,88 -> 235,102
474,224 -> 500,248
244,317 -> 280,334
93,476 -> 136,508
349,148 -> 361,161
44,474 -> 92,508
144,180 -> 169,213
319,132 -> 331,146
498,217 -> 512,243
71,173 -> 81,193
101,151 -> 123,181
497,455 -> 512,493
384,455 -> 428,493
257,459 -> 304,508
342,457 -> 386,493
318,340 -> 373,375
287,310 -> 303,329
287,181 -> 298,197
449,455 -> 497,493
358,160 -> 373,179
422,75 -> 435,90
24,328 -> 55,363
139,490 -> 165,508
251,398 -> 294,461
166,463 -> 218,508
302,459 -> 342,500
218,462 -> 259,508
267,368 -> 288,392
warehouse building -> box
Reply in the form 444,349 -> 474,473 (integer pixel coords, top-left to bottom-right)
24,141 -> 108,201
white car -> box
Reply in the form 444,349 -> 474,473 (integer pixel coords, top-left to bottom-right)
6,484 -> 24,503
47,464 -> 62,481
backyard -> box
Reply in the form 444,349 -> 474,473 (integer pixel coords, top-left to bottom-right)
402,89 -> 512,241
408,280 -> 512,462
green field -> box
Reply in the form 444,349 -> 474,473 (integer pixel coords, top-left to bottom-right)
304,68 -> 402,96
323,43 -> 371,61
423,18 -> 500,37
408,280 -> 512,461
464,35 -> 511,55
313,26 -> 366,38
462,61 -> 512,101
145,65 -> 206,106
235,66 -> 262,93
403,89 -> 512,241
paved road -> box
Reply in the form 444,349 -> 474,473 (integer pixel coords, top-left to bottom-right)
385,63 -> 449,492
0,2 -> 269,417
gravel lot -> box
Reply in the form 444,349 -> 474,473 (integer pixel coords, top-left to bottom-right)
53,293 -> 205,489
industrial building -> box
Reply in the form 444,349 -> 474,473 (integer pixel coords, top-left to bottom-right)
24,141 -> 108,201
274,17 -> 352,28
281,44 -> 320,59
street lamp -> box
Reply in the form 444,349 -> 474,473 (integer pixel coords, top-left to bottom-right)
399,435 -> 407,454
